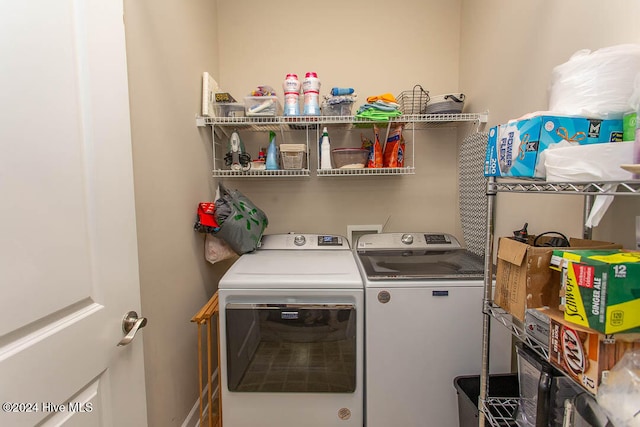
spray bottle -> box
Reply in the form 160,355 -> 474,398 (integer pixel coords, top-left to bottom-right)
266,131 -> 279,170
320,127 -> 332,169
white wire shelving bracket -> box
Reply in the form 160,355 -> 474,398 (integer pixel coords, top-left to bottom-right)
480,304 -> 604,427
490,179 -> 640,196
198,113 -> 485,178
479,176 -> 640,427
197,113 -> 485,128
211,169 -> 311,178
316,167 -> 415,176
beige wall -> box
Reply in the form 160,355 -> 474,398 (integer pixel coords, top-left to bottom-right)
216,0 -> 469,240
460,0 -> 640,249
123,0 -> 225,425
123,0 -> 639,425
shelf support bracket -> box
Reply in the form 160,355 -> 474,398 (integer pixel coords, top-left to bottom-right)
479,176 -> 498,427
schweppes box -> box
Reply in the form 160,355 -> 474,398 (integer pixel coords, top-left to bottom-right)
550,249 -> 640,334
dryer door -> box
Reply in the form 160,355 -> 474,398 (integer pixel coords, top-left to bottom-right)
225,303 -> 357,393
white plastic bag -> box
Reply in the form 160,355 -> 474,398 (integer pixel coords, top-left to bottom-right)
204,234 -> 236,265
542,141 -> 635,182
596,349 -> 640,427
541,141 -> 635,227
549,44 -> 640,119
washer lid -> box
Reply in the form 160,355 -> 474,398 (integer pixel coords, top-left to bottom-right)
355,232 -> 483,280
356,248 -> 484,281
219,250 -> 363,289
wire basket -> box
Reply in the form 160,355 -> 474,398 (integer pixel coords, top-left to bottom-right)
396,85 -> 430,114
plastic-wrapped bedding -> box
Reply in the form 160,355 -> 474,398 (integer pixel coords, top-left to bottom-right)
548,44 -> 640,119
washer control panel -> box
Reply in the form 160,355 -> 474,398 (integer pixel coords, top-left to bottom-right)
318,235 -> 343,246
357,232 -> 461,251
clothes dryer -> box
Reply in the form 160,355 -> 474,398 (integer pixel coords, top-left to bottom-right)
218,233 -> 364,427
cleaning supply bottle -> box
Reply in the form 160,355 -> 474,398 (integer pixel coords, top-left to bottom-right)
303,72 -> 321,116
320,127 -> 332,169
266,131 -> 279,170
283,73 -> 301,116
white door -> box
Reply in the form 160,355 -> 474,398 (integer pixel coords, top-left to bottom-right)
0,1 -> 147,426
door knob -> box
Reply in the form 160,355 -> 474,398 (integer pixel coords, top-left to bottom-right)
117,311 -> 147,347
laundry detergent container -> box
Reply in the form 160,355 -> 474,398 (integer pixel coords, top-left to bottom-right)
454,373 -> 519,427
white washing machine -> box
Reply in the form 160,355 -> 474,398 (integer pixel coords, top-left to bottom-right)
355,232 -> 511,427
218,233 -> 364,427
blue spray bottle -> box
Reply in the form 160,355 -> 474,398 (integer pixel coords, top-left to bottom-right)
265,131 -> 279,170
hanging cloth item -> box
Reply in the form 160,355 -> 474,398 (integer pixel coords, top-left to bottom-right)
212,184 -> 269,254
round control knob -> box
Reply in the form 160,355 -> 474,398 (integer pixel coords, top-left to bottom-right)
293,235 -> 306,246
401,234 -> 414,245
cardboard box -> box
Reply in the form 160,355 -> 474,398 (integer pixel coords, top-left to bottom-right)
525,308 -> 550,349
494,236 -> 620,321
591,119 -> 623,143
484,115 -> 622,177
544,307 -> 640,394
550,249 -> 640,333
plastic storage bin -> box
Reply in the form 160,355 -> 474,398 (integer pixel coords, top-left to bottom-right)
279,144 -> 306,170
244,96 -> 281,117
331,148 -> 369,169
454,373 -> 519,427
214,102 -> 245,117
321,101 -> 354,116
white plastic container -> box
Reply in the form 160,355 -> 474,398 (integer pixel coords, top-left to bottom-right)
302,72 -> 321,116
320,127 -> 332,169
244,96 -> 280,116
280,143 -> 306,170
425,93 -> 465,114
283,73 -> 300,116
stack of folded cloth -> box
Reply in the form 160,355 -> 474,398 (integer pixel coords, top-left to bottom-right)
322,90 -> 358,116
355,93 -> 402,120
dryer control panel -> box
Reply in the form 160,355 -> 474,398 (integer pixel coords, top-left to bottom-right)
259,233 -> 350,250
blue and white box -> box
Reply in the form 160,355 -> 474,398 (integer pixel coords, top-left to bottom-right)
484,115 -> 622,178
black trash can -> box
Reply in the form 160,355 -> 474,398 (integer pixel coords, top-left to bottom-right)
454,373 -> 519,427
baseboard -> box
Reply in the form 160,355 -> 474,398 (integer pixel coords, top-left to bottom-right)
181,368 -> 219,427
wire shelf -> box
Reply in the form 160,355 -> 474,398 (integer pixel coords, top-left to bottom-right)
490,179 -> 640,196
201,113 -> 485,178
316,167 -> 415,176
486,304 -> 550,360
212,169 -> 310,178
486,304 -> 595,397
482,397 -> 520,427
199,113 -> 485,128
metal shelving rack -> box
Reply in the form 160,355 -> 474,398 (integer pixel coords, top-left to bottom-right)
479,177 -> 640,427
196,113 -> 486,178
